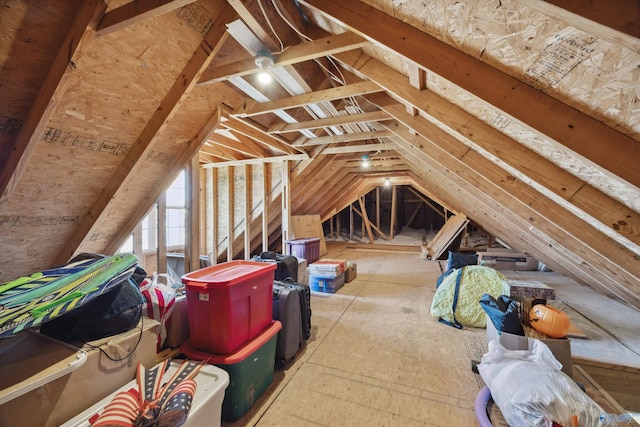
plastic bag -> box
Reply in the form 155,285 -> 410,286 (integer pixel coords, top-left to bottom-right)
478,340 -> 604,427
479,293 -> 525,336
139,272 -> 176,350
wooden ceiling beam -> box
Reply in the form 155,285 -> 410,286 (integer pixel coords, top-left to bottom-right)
268,110 -> 390,134
221,116 -> 302,155
199,32 -> 368,84
300,0 -> 640,187
96,0 -> 197,36
202,141 -> 249,161
319,141 -> 397,154
201,153 -> 308,168
199,152 -> 229,163
232,80 -> 382,118
214,131 -> 272,158
227,0 -> 297,52
296,129 -> 394,146
205,136 -> 259,159
318,175 -> 414,221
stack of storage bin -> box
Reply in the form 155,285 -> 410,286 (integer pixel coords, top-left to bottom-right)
180,260 -> 281,422
308,259 -> 347,293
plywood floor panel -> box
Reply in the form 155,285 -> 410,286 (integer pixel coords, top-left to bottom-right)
223,242 -> 638,426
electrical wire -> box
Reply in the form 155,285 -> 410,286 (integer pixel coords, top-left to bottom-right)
269,0 -> 348,88
270,0 -> 311,42
258,0 -> 284,53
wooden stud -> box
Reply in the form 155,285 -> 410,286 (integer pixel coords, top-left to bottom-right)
390,185 -> 397,240
227,166 -> 234,261
157,193 -> 167,274
244,164 -> 252,259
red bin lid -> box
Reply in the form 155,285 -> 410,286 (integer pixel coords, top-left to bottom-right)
181,260 -> 276,289
181,321 -> 282,364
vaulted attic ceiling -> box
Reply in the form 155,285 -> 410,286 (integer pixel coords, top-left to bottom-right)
0,1 -> 638,309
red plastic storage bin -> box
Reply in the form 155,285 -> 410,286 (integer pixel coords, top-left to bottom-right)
182,260 -> 276,354
286,238 -> 321,263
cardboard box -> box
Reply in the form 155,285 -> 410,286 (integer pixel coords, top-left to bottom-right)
477,251 -> 538,270
486,316 -> 573,377
0,320 -> 160,427
164,295 -> 189,349
504,280 -> 555,324
504,280 -> 555,301
308,259 -> 346,277
345,261 -> 357,283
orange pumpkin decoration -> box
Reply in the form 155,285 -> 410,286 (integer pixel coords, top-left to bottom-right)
529,304 -> 571,338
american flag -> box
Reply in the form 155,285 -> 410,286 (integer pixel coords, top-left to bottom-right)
90,360 -> 204,427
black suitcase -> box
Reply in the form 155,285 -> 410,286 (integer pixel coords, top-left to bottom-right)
276,278 -> 311,341
253,251 -> 298,281
273,281 -> 304,368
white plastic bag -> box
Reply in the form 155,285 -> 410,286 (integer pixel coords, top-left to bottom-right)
478,340 -> 605,427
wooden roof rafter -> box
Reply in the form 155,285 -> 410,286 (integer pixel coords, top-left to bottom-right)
231,79 -> 383,118
328,48 -> 639,248
198,31 -> 369,85
0,0 -> 108,213
209,129 -> 272,158
96,0 -> 198,36
220,115 -> 304,155
294,129 -> 394,147
57,2 -> 238,262
267,110 -> 390,134
201,139 -> 252,161
385,112 -> 640,309
299,0 -> 640,188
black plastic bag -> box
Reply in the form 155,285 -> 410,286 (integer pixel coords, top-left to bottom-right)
479,293 -> 525,336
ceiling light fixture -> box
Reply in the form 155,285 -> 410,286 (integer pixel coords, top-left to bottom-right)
361,154 -> 370,168
384,177 -> 391,187
255,49 -> 275,84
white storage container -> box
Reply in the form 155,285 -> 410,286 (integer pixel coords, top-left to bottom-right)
61,361 -> 229,427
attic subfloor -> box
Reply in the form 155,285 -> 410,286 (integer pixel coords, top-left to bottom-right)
221,242 -> 640,426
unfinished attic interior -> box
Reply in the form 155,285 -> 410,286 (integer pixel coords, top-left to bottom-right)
1,0 -> 639,425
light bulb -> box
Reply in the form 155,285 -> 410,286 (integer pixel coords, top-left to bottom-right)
384,178 -> 391,187
257,71 -> 272,84
361,155 -> 370,168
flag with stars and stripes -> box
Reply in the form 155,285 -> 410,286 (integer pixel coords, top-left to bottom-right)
89,360 -> 204,427
154,379 -> 197,427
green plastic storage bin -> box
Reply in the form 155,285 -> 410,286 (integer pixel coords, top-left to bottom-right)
181,320 -> 281,422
